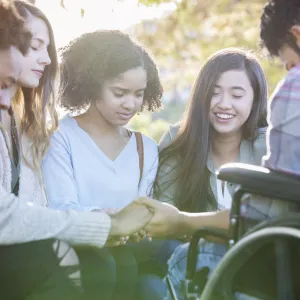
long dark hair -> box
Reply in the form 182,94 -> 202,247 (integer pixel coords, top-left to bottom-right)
13,0 -> 58,170
154,48 -> 268,212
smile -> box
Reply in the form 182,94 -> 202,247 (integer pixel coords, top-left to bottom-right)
215,113 -> 234,120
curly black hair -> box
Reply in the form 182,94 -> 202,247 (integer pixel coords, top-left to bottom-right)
58,30 -> 163,113
0,0 -> 32,54
260,0 -> 300,56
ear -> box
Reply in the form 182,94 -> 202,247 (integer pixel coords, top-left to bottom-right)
291,25 -> 300,44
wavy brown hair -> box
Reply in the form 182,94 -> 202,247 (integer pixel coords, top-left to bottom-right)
154,48 -> 268,212
0,0 -> 31,54
13,0 -> 58,171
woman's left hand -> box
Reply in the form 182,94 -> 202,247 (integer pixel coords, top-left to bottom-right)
105,236 -> 129,247
135,197 -> 183,238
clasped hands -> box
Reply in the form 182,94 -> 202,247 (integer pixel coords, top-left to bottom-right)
106,197 -> 184,247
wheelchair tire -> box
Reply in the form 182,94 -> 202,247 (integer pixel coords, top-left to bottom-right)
243,212 -> 300,237
201,227 -> 300,300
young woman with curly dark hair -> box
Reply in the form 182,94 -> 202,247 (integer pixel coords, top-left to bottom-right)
42,30 -> 163,299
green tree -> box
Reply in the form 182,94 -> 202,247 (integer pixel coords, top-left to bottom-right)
55,0 -> 284,142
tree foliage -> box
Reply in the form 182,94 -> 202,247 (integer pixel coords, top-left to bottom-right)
55,0 -> 283,140
133,0 -> 282,94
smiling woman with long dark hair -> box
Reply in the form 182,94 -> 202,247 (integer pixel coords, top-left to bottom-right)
154,47 -> 267,214
135,48 -> 268,299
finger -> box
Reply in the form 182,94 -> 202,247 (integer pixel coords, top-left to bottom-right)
106,240 -> 121,247
138,229 -> 146,239
132,233 -> 139,238
139,229 -> 146,236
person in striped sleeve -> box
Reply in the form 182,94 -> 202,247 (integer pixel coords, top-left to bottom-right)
260,0 -> 300,177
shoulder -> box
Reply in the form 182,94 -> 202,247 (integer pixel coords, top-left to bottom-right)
140,133 -> 158,156
255,127 -> 267,141
56,115 -> 77,134
252,127 -> 267,164
51,116 -> 76,142
272,68 -> 300,99
48,116 -> 77,151
158,124 -> 180,152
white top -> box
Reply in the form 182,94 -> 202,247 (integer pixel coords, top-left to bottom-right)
42,116 -> 159,212
216,179 -> 232,210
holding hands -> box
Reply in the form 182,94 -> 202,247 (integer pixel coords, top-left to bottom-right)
105,196 -> 185,247
135,197 -> 185,238
108,200 -> 153,245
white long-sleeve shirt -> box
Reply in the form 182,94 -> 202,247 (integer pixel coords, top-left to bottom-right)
43,116 -> 159,212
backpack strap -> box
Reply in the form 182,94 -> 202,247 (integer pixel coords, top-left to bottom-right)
134,132 -> 144,186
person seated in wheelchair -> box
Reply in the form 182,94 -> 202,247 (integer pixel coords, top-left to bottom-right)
261,0 -> 300,178
236,0 -> 300,234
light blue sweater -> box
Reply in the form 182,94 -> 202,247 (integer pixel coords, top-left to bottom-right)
43,117 -> 159,212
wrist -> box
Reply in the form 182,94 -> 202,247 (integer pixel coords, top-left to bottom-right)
109,215 -> 121,237
177,211 -> 188,234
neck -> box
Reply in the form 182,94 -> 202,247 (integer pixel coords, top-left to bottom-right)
211,131 -> 242,168
76,102 -> 122,137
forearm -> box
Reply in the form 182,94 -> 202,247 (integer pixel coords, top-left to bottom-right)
178,209 -> 230,236
0,187 -> 111,247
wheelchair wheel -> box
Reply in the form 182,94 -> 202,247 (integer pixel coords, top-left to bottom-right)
201,227 -> 300,300
243,212 -> 300,237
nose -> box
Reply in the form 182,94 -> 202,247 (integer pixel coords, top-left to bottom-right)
38,48 -> 51,66
217,92 -> 232,110
122,95 -> 136,111
0,89 -> 11,110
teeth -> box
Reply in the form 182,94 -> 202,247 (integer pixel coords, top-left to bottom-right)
216,114 -> 234,119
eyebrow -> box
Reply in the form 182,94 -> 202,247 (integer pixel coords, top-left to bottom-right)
32,37 -> 49,47
231,86 -> 246,92
110,87 -> 146,92
215,85 -> 246,92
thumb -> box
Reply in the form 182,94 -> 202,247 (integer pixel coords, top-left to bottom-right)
135,197 -> 162,210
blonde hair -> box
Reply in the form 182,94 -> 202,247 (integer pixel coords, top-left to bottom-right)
14,1 -> 58,171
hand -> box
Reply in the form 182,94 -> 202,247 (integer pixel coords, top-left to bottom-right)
135,197 -> 183,238
129,229 -> 152,243
105,236 -> 129,247
92,208 -> 120,215
103,208 -> 120,215
129,232 -> 144,243
109,201 -> 153,238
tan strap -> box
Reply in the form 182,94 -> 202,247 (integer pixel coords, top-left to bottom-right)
134,132 -> 144,186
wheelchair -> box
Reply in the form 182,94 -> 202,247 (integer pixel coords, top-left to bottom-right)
169,163 -> 300,300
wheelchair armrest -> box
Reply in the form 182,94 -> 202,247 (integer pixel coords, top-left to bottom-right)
217,163 -> 300,202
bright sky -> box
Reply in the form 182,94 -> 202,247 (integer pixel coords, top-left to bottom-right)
35,0 -> 176,49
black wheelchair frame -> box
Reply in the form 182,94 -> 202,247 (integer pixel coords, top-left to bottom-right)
168,163 -> 300,300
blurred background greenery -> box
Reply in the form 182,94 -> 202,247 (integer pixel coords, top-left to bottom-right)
128,0 -> 283,142
34,0 -> 284,142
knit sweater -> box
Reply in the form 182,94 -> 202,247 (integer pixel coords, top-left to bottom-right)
0,129 -> 111,247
